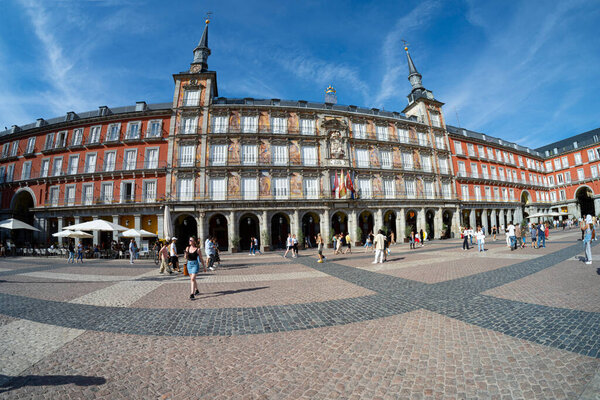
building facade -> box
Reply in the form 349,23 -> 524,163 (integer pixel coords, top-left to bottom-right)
0,21 -> 598,251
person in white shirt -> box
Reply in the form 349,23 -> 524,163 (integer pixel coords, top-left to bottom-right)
169,237 -> 179,272
507,222 -> 516,250
476,226 -> 486,252
283,234 -> 293,258
372,230 -> 386,264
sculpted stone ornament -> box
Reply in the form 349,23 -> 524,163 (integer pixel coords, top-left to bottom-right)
321,118 -> 350,167
329,130 -> 344,159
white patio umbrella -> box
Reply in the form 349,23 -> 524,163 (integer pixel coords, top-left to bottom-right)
63,220 -> 128,232
53,230 -> 93,238
0,218 -> 40,231
121,228 -> 158,238
163,206 -> 173,239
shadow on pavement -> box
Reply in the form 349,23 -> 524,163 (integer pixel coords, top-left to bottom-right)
199,286 -> 269,299
0,374 -> 106,393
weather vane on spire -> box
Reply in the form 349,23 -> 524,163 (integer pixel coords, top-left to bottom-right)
206,11 -> 212,24
401,39 -> 409,51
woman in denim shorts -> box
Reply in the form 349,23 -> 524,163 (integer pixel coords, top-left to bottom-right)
185,237 -> 205,300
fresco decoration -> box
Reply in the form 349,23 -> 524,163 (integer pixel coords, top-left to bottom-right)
392,148 -> 402,168
228,139 -> 240,164
408,126 -> 418,142
369,147 -> 380,167
289,113 -> 299,134
413,150 -> 421,169
395,176 -> 404,197
372,175 -> 383,198
259,112 -> 269,132
290,141 -> 301,165
290,173 -> 303,198
228,173 -> 240,199
416,179 -> 424,198
259,140 -> 271,164
259,174 -> 271,198
229,111 -> 239,131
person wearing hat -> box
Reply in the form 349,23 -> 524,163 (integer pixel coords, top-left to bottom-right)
169,237 -> 179,272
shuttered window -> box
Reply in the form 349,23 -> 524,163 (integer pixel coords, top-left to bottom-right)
212,116 -> 228,133
241,145 -> 257,165
356,149 -> 369,168
273,177 -> 289,199
380,150 -> 392,169
353,123 -> 366,139
210,144 -> 227,165
383,179 -> 395,199
183,90 -> 200,107
179,145 -> 195,167
210,178 -> 226,201
376,126 -> 388,141
402,152 -> 413,170
271,117 -> 287,134
302,146 -> 317,166
242,177 -> 258,200
358,178 -> 372,199
300,119 -> 315,135
178,178 -> 194,201
303,177 -> 319,199
272,145 -> 288,165
241,115 -> 258,133
405,180 -> 415,197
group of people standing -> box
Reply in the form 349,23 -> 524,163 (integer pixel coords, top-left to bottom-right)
283,233 -> 300,258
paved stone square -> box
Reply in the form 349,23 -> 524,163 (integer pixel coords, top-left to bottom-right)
0,229 -> 599,399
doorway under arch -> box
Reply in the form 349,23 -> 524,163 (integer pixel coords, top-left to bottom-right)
425,210 -> 435,239
358,210 -> 374,241
576,186 -> 595,217
442,210 -> 452,238
383,210 -> 396,239
239,213 -> 259,251
301,212 -> 320,248
271,213 -> 290,249
208,213 -> 228,251
174,214 -> 197,253
331,211 -> 348,236
405,209 -> 417,237
9,190 -> 36,246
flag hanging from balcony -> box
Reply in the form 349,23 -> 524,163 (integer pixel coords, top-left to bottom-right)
333,170 -> 339,198
346,170 -> 355,199
339,170 -> 347,198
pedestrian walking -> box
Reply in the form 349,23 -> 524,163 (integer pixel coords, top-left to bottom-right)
343,232 -> 352,254
249,237 -> 255,256
67,240 -> 75,263
364,233 -> 373,252
292,234 -> 299,258
530,224 -> 538,249
129,239 -> 136,264
492,225 -> 497,241
253,237 -> 262,255
537,223 -> 546,248
372,229 -> 386,264
334,233 -> 343,255
582,215 -> 593,264
159,241 -> 172,274
76,240 -> 84,263
204,236 -> 216,271
169,237 -> 179,272
409,231 -> 416,249
316,233 -> 325,263
185,237 -> 205,300
507,221 -> 516,251
462,227 -> 470,250
520,224 -> 527,248
476,226 -> 485,252
283,234 -> 293,258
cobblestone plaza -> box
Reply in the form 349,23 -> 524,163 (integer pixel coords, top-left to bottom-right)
0,230 -> 599,398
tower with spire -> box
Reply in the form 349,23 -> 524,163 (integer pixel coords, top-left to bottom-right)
191,18 -> 212,73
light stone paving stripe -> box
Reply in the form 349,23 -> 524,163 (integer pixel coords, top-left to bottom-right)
579,366 -> 600,400
71,281 -> 164,307
0,267 -> 10,272
20,271 -> 138,282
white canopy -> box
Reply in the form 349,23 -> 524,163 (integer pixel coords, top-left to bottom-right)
63,220 -> 128,232
527,212 -> 569,219
121,228 -> 158,238
52,230 -> 93,238
163,206 -> 173,239
0,218 -> 40,231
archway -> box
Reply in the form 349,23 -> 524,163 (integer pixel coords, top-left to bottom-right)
301,212 -> 320,248
208,213 -> 228,251
576,186 -> 595,217
383,210 -> 396,239
405,209 -> 417,238
174,214 -> 197,253
331,211 -> 348,236
442,210 -> 452,238
461,209 -> 471,228
358,211 -> 374,241
271,213 -> 290,249
10,190 -> 35,246
425,210 -> 435,239
239,213 -> 259,251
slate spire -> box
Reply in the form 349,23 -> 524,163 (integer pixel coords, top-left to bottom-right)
192,18 -> 211,72
405,46 -> 424,90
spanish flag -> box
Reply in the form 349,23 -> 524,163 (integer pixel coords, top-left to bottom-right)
339,170 -> 347,198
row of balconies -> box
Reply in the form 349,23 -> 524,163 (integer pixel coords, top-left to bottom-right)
456,171 -> 549,188
454,150 -> 546,173
37,131 -> 166,155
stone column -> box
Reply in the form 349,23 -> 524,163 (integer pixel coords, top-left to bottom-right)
228,211 -> 236,251
57,217 -> 63,246
417,207 -> 426,234
396,208 -> 405,241
498,209 -> 505,231
292,210 -> 300,241
92,216 -> 100,246
481,209 -> 488,234
469,209 -> 476,230
196,212 -> 205,249
157,214 -> 164,239
261,210 -> 269,251
514,207 -> 522,225
434,208 -> 443,239
349,209 -> 358,241
322,209 -> 330,245
112,215 -> 120,244
490,209 -> 496,230
375,209 -> 383,233
451,208 -> 461,238
134,215 -> 141,231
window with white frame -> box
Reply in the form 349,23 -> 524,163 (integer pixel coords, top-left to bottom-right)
512,170 -> 517,182
125,122 -> 140,140
302,146 -> 317,166
376,126 -> 388,141
436,135 -> 445,149
496,149 -> 502,161
430,112 -> 441,127
418,132 -> 428,146
481,164 -> 489,178
26,137 -> 35,153
271,116 -> 287,134
498,167 -> 505,180
144,148 -> 158,169
147,120 -> 162,137
241,177 -> 258,200
272,145 -> 288,165
461,185 -> 469,201
553,159 -> 561,170
1,143 -> 9,158
273,177 -> 289,199
142,180 -> 157,202
40,159 -> 50,177
559,190 -> 566,201
84,153 -> 96,173
52,157 -> 63,176
467,143 -> 475,156
574,153 -> 582,165
67,155 -> 79,175
380,150 -> 392,169
398,127 -> 409,143
49,186 -> 60,206
487,147 -> 494,160
44,133 -> 54,150
6,164 -> 13,182
210,144 -> 227,165
577,168 -> 585,181
179,145 -> 195,167
303,177 -> 319,199
106,124 -> 120,141
439,157 -> 449,174
591,165 -> 598,178
177,178 -> 194,201
71,128 -> 83,146
421,155 -> 432,172
550,191 -> 556,202
210,177 -> 226,201
241,144 -> 257,165
82,184 -> 93,205
212,116 -> 228,133
55,131 -> 68,148
65,185 -> 76,206
353,123 -> 366,139
561,156 -> 569,168
405,180 -> 416,197
181,116 -> 198,134
402,151 -> 413,170
183,89 -> 200,107
519,156 -> 524,167
424,181 -> 434,199
300,119 -> 315,135
502,188 -> 508,201
490,165 -> 497,179
564,171 -> 571,183
509,188 -> 515,200
494,187 -> 500,199
588,149 -> 597,162
442,182 -> 451,199
470,162 -> 478,178
545,161 -> 552,171
100,182 -> 113,203
357,178 -> 372,199
121,181 -> 135,202
485,186 -> 491,200
474,186 -> 481,201
457,161 -> 466,177
10,141 -> 18,157
356,148 -> 369,168
383,178 -> 395,199
454,141 -> 463,154
103,151 -> 116,172
477,145 -> 485,158
89,126 -> 101,143
21,161 -> 32,180
241,115 -> 258,133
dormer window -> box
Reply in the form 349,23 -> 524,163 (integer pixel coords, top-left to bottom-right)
183,90 -> 200,107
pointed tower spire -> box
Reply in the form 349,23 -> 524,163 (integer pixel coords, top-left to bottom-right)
192,17 -> 211,72
405,46 -> 424,91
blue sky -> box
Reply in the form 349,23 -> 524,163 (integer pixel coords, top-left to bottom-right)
1,0 -> 599,148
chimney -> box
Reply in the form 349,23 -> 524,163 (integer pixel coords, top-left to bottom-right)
135,101 -> 147,112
